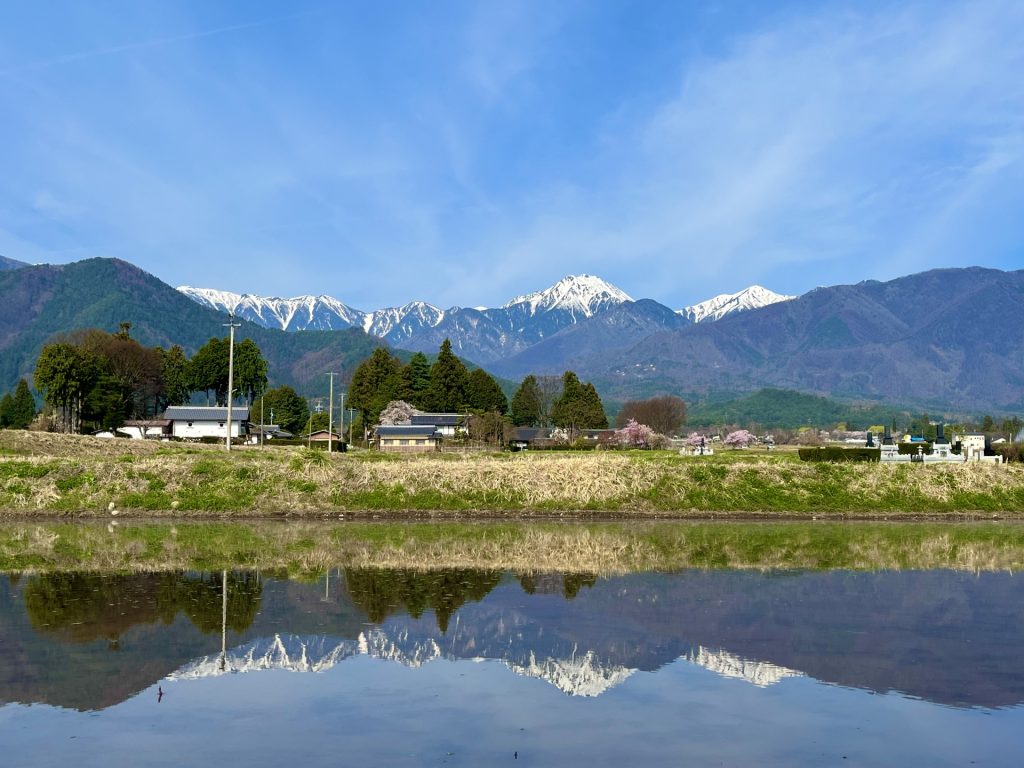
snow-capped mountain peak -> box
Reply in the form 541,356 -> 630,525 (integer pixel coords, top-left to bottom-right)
178,286 -> 367,331
680,285 -> 794,323
503,275 -> 633,318
364,301 -> 445,337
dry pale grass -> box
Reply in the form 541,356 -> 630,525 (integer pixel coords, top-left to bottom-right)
3,431 -> 1024,517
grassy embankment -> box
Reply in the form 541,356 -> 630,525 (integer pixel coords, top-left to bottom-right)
1,519 -> 1022,575
2,430 -> 1024,519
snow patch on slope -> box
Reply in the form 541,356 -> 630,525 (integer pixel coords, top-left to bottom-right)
680,285 -> 794,323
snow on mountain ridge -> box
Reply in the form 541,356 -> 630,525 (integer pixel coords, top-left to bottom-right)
502,274 -> 633,318
680,285 -> 795,323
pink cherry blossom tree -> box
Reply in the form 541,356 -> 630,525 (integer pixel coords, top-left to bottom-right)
615,419 -> 656,448
724,429 -> 755,449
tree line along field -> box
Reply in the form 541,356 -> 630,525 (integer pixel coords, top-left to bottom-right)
2,431 -> 1024,519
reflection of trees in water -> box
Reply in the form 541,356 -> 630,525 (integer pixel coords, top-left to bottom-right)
343,568 -> 501,633
24,571 -> 262,643
518,572 -> 597,599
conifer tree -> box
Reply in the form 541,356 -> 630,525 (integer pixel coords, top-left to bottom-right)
9,378 -> 36,429
551,371 -> 608,432
424,339 -> 469,412
510,375 -> 542,426
0,392 -> 13,428
399,352 -> 432,408
466,368 -> 508,413
349,347 -> 403,425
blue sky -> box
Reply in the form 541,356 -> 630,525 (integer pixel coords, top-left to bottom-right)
1,1 -> 1022,310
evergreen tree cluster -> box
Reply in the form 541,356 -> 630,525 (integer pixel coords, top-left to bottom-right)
348,339 -> 509,425
0,378 -> 37,429
510,371 -> 608,431
32,325 -> 268,434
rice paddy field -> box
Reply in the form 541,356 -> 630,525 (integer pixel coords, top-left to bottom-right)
2,430 -> 1024,519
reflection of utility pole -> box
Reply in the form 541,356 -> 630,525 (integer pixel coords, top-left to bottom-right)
223,315 -> 241,452
219,569 -> 228,672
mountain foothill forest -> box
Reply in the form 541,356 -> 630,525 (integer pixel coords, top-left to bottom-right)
1,256 -> 1023,435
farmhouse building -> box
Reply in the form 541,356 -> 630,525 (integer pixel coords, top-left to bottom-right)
410,413 -> 464,437
376,424 -> 442,452
117,419 -> 171,439
163,406 -> 249,440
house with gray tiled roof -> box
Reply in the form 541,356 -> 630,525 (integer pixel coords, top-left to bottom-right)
163,406 -> 250,440
375,424 -> 442,452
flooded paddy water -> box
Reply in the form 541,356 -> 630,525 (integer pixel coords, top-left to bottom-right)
0,522 -> 1023,766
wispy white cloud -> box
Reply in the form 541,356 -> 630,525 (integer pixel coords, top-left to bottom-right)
1,1 -> 1022,310
473,0 -> 1024,305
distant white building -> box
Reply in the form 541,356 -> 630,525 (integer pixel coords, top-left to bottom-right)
117,419 -> 171,440
163,406 -> 249,440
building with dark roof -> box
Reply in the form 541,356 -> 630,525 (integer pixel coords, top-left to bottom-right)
409,413 -> 464,437
375,424 -> 442,452
163,406 -> 250,440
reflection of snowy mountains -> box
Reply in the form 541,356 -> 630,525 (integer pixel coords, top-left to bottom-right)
168,628 -> 797,697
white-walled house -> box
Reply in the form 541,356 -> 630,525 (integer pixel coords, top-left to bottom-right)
117,419 -> 171,440
410,413 -> 464,437
163,406 -> 249,440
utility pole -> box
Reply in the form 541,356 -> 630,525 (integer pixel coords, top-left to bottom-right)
339,392 -> 345,450
223,315 -> 241,452
326,372 -> 337,453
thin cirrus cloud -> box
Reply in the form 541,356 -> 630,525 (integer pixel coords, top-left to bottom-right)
0,1 -> 1021,310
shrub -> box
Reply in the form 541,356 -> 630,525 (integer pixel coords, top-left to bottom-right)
995,443 -> 1024,463
798,447 -> 880,462
897,442 -> 933,455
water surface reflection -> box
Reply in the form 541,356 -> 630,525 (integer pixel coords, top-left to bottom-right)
1,568 -> 1022,766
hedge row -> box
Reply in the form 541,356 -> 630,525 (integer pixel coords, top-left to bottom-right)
897,442 -> 933,455
798,447 -> 880,462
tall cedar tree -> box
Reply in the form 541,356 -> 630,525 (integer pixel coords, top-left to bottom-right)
251,385 -> 310,435
399,352 -> 432,408
424,339 -> 469,412
551,371 -> 608,431
188,336 -> 267,406
34,343 -> 103,433
466,368 -> 508,413
8,379 -> 37,428
510,375 -> 542,426
349,347 -> 403,425
159,346 -> 192,409
0,393 -> 13,427
189,337 -> 229,404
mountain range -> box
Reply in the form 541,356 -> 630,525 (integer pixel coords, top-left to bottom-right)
179,276 -> 793,365
1,255 -> 1022,412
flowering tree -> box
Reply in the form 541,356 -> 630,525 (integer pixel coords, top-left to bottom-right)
724,429 -> 755,449
615,419 -> 657,448
684,432 -> 708,447
378,400 -> 422,426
